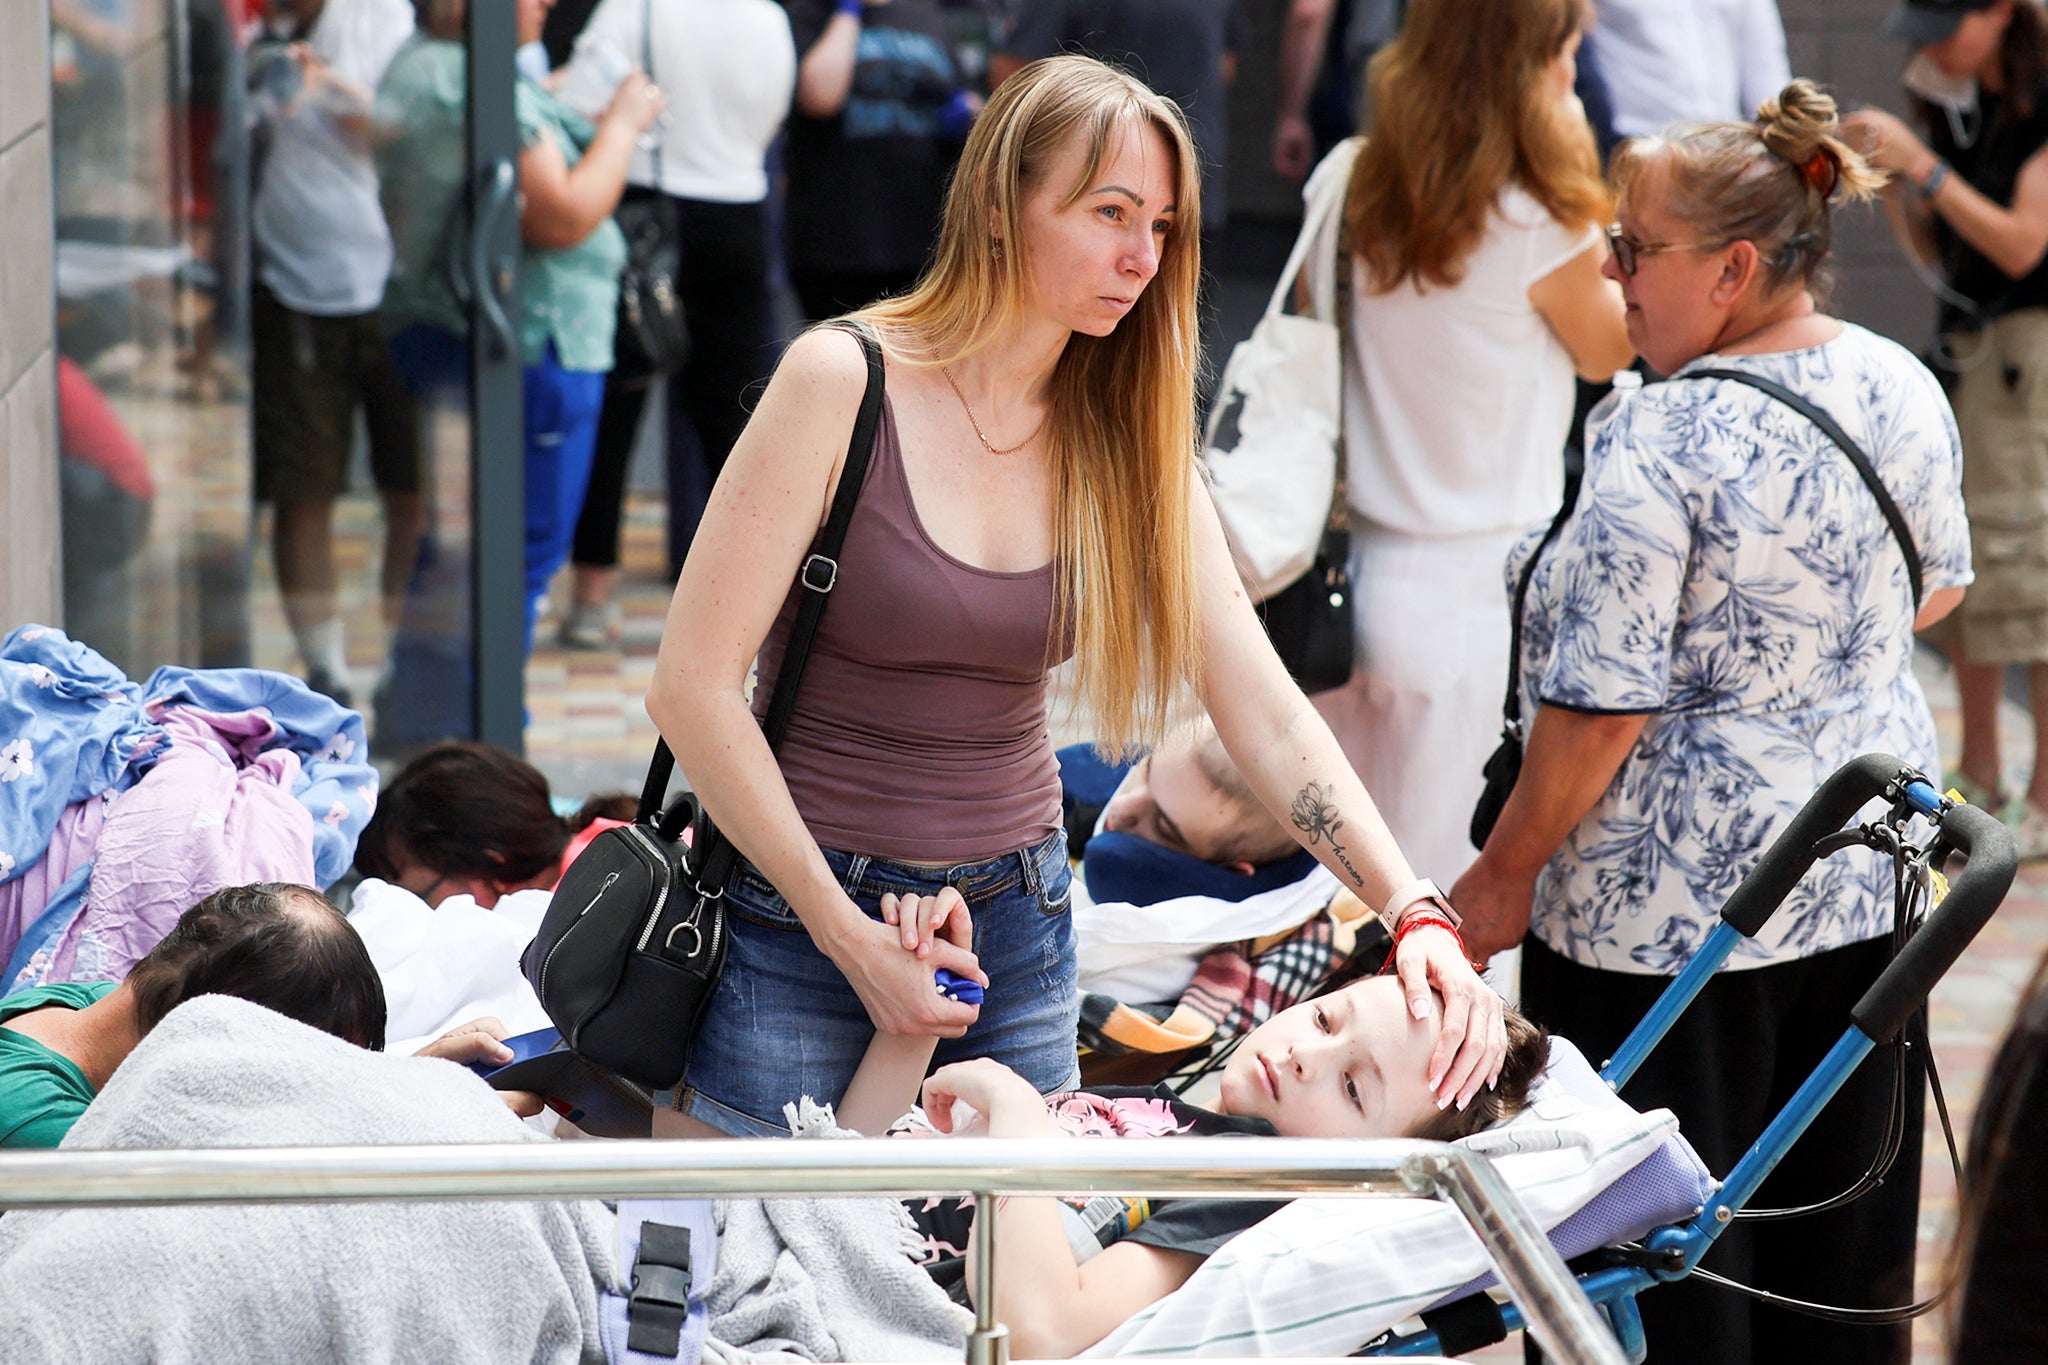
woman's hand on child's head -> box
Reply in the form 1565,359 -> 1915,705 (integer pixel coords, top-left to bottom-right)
922,1058 -> 1048,1137
1394,928 -> 1507,1112
880,887 -> 973,957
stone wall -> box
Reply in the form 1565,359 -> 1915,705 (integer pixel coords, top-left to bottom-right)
0,3 -> 60,628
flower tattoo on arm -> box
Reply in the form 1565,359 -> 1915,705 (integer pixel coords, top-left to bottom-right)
1290,781 -> 1361,887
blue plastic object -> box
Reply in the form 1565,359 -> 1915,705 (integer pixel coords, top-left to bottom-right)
935,968 -> 984,1005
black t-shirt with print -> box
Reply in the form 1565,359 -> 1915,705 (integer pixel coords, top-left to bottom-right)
785,0 -> 966,276
1928,80 -> 2048,329
904,1084 -> 1285,1303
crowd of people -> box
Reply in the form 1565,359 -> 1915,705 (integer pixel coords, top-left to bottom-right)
18,0 -> 2048,1360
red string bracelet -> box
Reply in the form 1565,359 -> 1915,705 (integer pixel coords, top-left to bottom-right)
1380,905 -> 1481,972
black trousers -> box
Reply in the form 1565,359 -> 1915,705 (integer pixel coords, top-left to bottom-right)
1519,934 -> 1923,1365
572,193 -> 777,575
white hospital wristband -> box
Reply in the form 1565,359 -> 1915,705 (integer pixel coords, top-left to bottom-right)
1382,878 -> 1461,930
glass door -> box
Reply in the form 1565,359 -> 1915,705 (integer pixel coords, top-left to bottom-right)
52,0 -> 524,752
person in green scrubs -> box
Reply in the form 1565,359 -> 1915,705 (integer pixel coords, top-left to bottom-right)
0,881 -> 516,1149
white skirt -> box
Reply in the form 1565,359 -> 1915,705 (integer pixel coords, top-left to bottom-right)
1311,521 -> 1530,887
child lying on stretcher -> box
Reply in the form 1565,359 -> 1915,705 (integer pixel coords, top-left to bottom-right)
835,954 -> 1549,1359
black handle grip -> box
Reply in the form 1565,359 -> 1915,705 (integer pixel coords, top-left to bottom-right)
1851,802 -> 2016,1042
1719,753 -> 1907,937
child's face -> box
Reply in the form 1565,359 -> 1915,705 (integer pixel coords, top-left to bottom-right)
1217,977 -> 1443,1139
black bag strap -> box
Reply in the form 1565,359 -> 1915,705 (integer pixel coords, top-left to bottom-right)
1686,367 -> 1924,607
1498,472 -> 1583,730
636,321 -> 887,893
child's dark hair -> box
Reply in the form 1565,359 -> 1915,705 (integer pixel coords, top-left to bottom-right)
1416,1008 -> 1550,1142
354,741 -> 631,887
127,883 -> 387,1049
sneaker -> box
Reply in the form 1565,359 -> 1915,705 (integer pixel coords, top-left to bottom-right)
1942,771 -> 2009,811
557,600 -> 616,651
2008,800 -> 2048,863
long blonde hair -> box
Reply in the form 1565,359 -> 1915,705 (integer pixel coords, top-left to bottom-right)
1346,0 -> 1606,291
858,56 -> 1205,752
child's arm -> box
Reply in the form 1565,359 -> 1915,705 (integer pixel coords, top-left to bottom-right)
924,1060 -> 1205,1358
835,888 -> 979,1135
837,1031 -> 939,1135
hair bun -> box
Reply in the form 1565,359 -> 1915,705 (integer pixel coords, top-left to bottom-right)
1756,78 -> 1840,169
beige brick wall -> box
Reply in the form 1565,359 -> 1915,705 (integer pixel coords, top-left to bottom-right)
0,3 -> 60,629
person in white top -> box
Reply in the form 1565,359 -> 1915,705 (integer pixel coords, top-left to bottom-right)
1312,0 -> 1631,893
248,0 -> 423,706
1585,0 -> 1792,139
547,0 -> 797,647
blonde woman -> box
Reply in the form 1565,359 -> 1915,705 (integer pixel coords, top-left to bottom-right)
646,56 -> 1506,1137
1313,0 -> 1632,886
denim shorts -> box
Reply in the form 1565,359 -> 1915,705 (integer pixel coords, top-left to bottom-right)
677,829 -> 1079,1137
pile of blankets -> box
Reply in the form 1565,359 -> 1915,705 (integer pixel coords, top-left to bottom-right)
0,996 -> 972,1364
0,624 -> 375,992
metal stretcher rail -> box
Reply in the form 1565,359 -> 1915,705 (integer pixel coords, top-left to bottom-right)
0,1136 -> 1627,1365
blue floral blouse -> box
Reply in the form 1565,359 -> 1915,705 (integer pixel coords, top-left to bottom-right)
1512,324 -> 1972,974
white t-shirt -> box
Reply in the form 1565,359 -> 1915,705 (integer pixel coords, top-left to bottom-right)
1586,0 -> 1792,139
250,0 -> 414,316
1342,185 -> 1597,537
560,0 -> 795,204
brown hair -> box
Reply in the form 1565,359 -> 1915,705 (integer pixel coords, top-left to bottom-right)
1995,0 -> 2048,123
1948,949 -> 2048,1341
355,741 -> 625,886
1416,1008 -> 1551,1142
127,883 -> 387,1049
857,55 -> 1204,753
1610,80 -> 1883,301
1345,0 -> 1608,292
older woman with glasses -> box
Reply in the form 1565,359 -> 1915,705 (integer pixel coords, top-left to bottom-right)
1451,80 -> 1972,1365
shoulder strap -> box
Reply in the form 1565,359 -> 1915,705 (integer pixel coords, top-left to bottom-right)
635,322 -> 887,851
1685,368 -> 1925,607
1499,472 -> 1583,727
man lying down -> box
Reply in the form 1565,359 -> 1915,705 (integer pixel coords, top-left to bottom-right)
0,969 -> 1548,1364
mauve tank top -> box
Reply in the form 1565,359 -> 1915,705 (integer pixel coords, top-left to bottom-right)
751,392 -> 1073,862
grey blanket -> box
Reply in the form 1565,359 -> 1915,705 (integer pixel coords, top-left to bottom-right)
701,1102 -> 971,1363
0,995 -> 618,1365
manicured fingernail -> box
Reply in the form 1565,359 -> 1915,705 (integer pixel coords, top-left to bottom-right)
1436,1094 -> 1451,1111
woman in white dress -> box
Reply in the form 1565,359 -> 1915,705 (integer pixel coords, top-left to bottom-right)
1313,0 -> 1632,886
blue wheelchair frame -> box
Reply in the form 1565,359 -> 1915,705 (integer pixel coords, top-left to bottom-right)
1369,753 -> 2019,1361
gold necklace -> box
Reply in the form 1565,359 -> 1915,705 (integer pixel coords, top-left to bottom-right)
940,365 -> 1046,455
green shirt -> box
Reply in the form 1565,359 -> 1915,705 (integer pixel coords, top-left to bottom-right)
373,37 -> 626,372
0,981 -> 117,1149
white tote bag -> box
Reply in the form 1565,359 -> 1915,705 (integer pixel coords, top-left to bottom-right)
1204,138 -> 1361,601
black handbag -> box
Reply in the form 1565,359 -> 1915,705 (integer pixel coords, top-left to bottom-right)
610,0 -> 688,380
1259,525 -> 1353,694
520,322 -> 886,1089
1468,368 -> 1926,852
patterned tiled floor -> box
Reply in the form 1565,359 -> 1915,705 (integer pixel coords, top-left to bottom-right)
259,489 -> 2047,1363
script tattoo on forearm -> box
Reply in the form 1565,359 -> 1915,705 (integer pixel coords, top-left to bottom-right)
1290,781 -> 1361,887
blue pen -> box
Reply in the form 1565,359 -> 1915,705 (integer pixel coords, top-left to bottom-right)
935,968 -> 985,1005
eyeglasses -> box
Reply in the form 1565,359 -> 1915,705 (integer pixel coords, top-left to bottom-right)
1605,223 -> 1720,278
